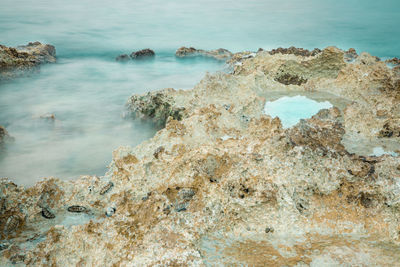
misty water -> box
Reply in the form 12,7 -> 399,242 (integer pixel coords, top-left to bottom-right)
1,0 -> 400,185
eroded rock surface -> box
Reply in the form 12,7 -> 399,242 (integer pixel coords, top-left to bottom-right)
1,46 -> 400,266
176,46 -> 232,60
0,42 -> 56,81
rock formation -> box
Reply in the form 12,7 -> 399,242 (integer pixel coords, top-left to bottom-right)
1,46 -> 400,266
115,49 -> 155,61
0,42 -> 56,81
175,47 -> 232,60
0,125 -> 13,144
130,49 -> 155,59
115,54 -> 130,62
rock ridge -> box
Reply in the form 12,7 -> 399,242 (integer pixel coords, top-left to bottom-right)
1,46 -> 400,266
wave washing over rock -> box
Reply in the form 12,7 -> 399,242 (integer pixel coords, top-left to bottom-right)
1,46 -> 400,266
0,42 -> 56,81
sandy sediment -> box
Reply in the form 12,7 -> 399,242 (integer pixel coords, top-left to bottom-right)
1,46 -> 400,266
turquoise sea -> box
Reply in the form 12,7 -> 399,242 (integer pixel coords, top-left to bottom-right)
0,0 -> 399,185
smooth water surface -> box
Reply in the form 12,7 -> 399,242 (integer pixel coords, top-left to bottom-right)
0,56 -> 224,185
264,95 -> 332,128
1,0 -> 400,57
1,0 -> 399,185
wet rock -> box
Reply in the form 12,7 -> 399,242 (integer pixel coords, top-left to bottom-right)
10,254 -> 25,264
264,227 -> 274,233
287,108 -> 345,153
174,202 -> 188,212
344,48 -> 358,62
41,207 -> 55,219
274,47 -> 346,85
153,146 -> 165,159
115,54 -> 130,61
4,215 -> 21,234
126,88 -> 185,127
0,243 -> 9,251
67,205 -> 87,213
0,42 -> 56,81
39,113 -> 56,121
175,46 -> 232,60
275,72 -> 307,85
2,46 -> 400,266
385,57 -> 400,67
269,46 -> 321,57
378,119 -> 400,138
105,207 -> 116,217
130,49 -> 155,59
0,125 -> 14,144
99,181 -> 114,195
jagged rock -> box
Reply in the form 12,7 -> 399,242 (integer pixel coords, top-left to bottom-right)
126,88 -> 186,126
269,46 -> 322,57
0,42 -> 56,81
385,57 -> 400,66
175,46 -> 232,60
344,48 -> 358,62
39,113 -> 56,121
274,46 -> 346,85
2,46 -> 400,266
287,107 -> 345,152
115,54 -> 130,61
130,49 -> 155,59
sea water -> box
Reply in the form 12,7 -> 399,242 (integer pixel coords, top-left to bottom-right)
264,96 -> 333,128
1,0 -> 399,185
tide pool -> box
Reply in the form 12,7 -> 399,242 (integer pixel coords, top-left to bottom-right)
264,95 -> 333,128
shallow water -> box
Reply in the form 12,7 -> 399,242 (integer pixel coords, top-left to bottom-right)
1,0 -> 399,185
264,96 -> 332,128
0,56 -> 224,185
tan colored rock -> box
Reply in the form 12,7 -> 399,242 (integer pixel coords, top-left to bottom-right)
1,46 -> 400,266
175,46 -> 232,60
0,42 -> 56,81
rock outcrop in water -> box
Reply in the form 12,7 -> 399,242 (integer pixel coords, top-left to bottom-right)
176,46 -> 232,60
115,49 -> 155,61
130,49 -> 155,59
0,126 -> 13,144
1,46 -> 400,266
0,42 -> 56,81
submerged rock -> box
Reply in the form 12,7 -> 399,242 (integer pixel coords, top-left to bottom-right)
115,54 -> 130,61
130,49 -> 155,59
0,42 -> 56,81
0,125 -> 13,144
175,46 -> 232,60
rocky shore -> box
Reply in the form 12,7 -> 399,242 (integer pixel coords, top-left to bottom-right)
0,42 -> 56,81
1,46 -> 400,266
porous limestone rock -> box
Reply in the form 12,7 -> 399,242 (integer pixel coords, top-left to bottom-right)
176,47 -> 232,60
1,46 -> 400,266
268,46 -> 322,57
0,42 -> 56,81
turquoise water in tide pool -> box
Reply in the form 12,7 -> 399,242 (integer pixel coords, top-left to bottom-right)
264,96 -> 333,128
0,0 -> 399,185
